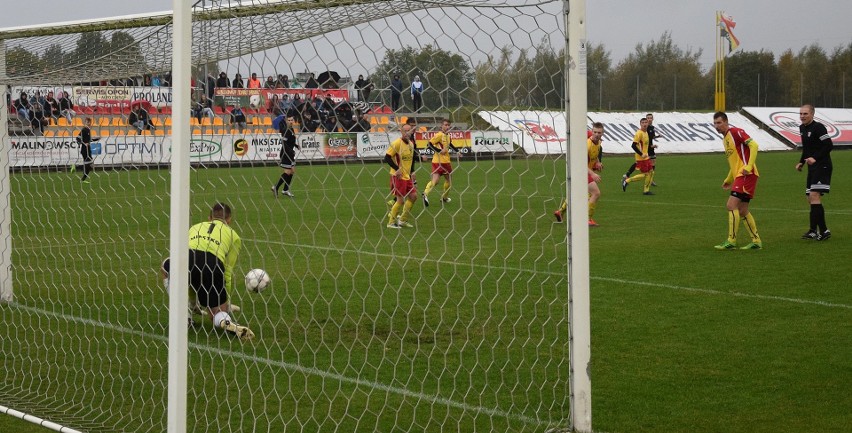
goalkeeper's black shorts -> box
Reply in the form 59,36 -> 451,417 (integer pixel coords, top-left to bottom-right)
161,251 -> 228,308
189,250 -> 227,308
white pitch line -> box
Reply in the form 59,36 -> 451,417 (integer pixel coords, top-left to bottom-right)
592,276 -> 852,310
8,303 -> 547,428
248,238 -> 852,310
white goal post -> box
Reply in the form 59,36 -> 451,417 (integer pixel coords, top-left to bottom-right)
0,1 -> 591,432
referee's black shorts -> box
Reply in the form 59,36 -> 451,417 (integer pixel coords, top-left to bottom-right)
162,251 -> 228,308
806,165 -> 832,195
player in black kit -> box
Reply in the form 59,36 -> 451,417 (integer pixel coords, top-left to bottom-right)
796,104 -> 834,241
75,117 -> 99,183
272,115 -> 300,198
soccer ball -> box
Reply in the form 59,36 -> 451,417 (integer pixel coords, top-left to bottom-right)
245,269 -> 270,293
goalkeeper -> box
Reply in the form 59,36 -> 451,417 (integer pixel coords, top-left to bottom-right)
161,202 -> 253,340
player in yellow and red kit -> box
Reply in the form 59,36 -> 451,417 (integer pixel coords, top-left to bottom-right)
712,111 -> 763,250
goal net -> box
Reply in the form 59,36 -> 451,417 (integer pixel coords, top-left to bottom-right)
0,0 -> 573,431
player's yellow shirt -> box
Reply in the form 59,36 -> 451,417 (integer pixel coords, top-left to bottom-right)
429,131 -> 452,164
632,129 -> 649,161
722,126 -> 759,184
386,137 -> 415,180
587,138 -> 602,170
188,219 -> 242,289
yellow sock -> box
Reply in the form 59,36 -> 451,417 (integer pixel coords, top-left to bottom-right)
400,198 -> 414,222
388,201 -> 402,224
588,202 -> 596,219
441,181 -> 450,199
727,208 -> 741,243
424,181 -> 434,196
559,200 -> 568,214
627,173 -> 645,184
643,170 -> 654,192
742,213 -> 760,243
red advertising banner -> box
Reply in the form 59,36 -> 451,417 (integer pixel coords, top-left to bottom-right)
414,130 -> 472,150
214,88 -> 350,109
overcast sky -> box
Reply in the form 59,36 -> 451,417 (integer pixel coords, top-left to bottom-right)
2,0 -> 850,73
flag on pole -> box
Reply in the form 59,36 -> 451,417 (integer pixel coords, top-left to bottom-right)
717,12 -> 741,51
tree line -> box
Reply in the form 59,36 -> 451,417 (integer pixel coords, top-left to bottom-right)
8,31 -> 850,111
378,32 -> 850,112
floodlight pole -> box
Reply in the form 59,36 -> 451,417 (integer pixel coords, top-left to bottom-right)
565,0 -> 592,432
167,1 -> 192,433
0,39 -> 13,304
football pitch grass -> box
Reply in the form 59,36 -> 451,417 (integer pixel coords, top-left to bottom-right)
1,150 -> 850,433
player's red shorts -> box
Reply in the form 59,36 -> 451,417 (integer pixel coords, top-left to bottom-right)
391,177 -> 416,197
431,162 -> 453,175
587,173 -> 595,184
636,159 -> 653,173
731,174 -> 758,199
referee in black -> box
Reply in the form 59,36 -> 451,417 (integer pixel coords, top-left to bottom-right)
76,117 -> 98,183
272,115 -> 300,198
796,104 -> 834,241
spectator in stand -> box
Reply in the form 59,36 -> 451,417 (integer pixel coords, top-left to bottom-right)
411,75 -> 424,112
322,114 -> 340,133
350,111 -> 371,132
323,94 -> 337,113
264,76 -> 276,89
280,74 -> 290,88
29,92 -> 46,134
232,73 -> 244,89
44,91 -> 60,119
300,110 -> 319,133
59,91 -> 76,123
129,106 -> 154,133
229,105 -> 247,132
248,73 -> 262,89
288,94 -> 302,118
280,94 -> 293,114
216,72 -> 230,89
390,74 -> 403,112
268,94 -> 285,117
193,93 -> 215,122
152,75 -> 162,86
206,73 -> 216,99
355,75 -> 373,102
15,92 -> 31,121
304,73 -> 319,89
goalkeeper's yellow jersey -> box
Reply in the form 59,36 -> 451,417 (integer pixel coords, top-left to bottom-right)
188,219 -> 242,290
429,131 -> 453,164
386,137 -> 415,180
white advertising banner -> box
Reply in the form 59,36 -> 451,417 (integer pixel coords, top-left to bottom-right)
71,86 -> 174,107
478,110 -> 566,154
358,132 -> 394,159
470,130 -> 514,154
7,131 -> 496,168
742,107 -> 852,146
478,111 -> 789,155
587,112 -> 790,154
